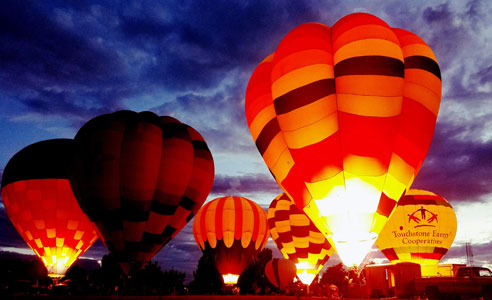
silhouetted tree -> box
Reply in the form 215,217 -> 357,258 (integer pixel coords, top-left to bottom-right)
189,249 -> 223,294
162,268 -> 186,295
90,254 -> 124,295
318,263 -> 348,295
64,264 -> 89,293
237,247 -> 273,294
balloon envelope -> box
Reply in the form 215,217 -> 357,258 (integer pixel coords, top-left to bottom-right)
265,258 -> 297,289
376,189 -> 457,267
193,196 -> 269,284
268,193 -> 334,285
69,111 -> 214,273
1,139 -> 98,277
245,13 -> 441,267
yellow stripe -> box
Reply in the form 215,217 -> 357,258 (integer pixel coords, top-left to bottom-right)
277,95 -> 337,131
282,111 -> 338,149
334,39 -> 403,63
336,75 -> 404,96
404,69 -> 441,97
272,64 -> 334,99
343,154 -> 388,176
334,24 -> 399,50
401,44 -> 437,61
306,171 -> 345,200
270,148 -> 294,183
262,133 -> 288,172
272,49 -> 333,80
256,206 -> 268,249
337,94 -> 402,117
404,82 -> 440,116
289,214 -> 310,226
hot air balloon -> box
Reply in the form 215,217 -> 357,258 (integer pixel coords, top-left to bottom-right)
1,139 -> 98,278
69,110 -> 214,274
268,193 -> 335,285
376,189 -> 457,273
265,258 -> 297,289
192,196 -> 269,285
245,13 -> 441,267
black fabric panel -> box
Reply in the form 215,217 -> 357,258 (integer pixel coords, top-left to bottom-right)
1,139 -> 75,187
255,118 -> 280,156
404,55 -> 441,80
334,56 -> 404,77
274,78 -> 336,115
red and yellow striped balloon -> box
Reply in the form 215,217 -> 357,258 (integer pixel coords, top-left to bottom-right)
1,139 -> 98,278
376,189 -> 457,267
193,196 -> 269,284
245,13 -> 441,267
268,194 -> 334,285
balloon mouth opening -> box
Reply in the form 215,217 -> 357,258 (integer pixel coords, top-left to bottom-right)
222,274 -> 239,285
297,272 -> 317,285
332,232 -> 378,268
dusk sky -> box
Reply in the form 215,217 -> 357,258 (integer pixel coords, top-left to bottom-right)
1,0 -> 492,281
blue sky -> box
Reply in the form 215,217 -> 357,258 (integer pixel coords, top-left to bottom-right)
1,0 -> 492,280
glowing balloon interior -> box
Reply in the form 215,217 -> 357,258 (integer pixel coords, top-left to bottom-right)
1,139 -> 98,277
193,196 -> 269,284
245,13 -> 441,267
376,189 -> 457,268
268,194 -> 334,285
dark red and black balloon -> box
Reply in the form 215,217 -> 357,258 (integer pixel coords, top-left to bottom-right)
69,110 -> 214,273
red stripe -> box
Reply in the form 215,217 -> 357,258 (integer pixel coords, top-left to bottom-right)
199,201 -> 213,244
411,252 -> 441,260
251,200 -> 260,241
234,196 -> 243,240
215,197 -> 226,240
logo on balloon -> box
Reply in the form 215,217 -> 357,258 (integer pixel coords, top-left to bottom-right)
408,206 -> 438,228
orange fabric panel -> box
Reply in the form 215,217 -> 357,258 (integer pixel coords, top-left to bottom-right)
2,179 -> 98,276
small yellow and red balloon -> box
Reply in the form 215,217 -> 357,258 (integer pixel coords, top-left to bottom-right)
193,196 -> 269,285
376,189 -> 457,271
268,193 -> 334,285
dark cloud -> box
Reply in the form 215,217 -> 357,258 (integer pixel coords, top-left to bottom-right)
413,120 -> 492,203
443,242 -> 492,265
211,173 -> 281,195
0,206 -> 28,249
0,1 -> 123,88
118,0 -> 320,90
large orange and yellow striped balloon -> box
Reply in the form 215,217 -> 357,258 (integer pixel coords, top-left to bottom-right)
193,196 -> 269,284
245,13 -> 441,267
376,189 -> 457,267
1,139 -> 98,278
268,194 -> 334,285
